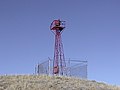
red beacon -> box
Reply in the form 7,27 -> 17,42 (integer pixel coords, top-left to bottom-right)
50,19 -> 65,32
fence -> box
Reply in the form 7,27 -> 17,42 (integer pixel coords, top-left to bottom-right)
35,59 -> 87,79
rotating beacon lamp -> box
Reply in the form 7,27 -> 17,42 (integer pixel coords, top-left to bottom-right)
50,19 -> 66,75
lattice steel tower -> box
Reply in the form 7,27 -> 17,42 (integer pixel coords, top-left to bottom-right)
50,19 -> 66,75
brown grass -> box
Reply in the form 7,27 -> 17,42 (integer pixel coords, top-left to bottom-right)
0,75 -> 119,90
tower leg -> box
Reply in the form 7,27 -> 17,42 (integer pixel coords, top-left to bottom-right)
53,31 -> 66,75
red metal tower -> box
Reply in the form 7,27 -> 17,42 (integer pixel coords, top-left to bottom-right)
50,19 -> 66,75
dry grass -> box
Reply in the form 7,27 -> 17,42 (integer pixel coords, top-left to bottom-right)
0,75 -> 119,90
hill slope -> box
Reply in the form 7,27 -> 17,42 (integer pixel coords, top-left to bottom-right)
0,75 -> 119,90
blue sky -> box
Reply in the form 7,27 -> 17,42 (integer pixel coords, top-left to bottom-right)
0,0 -> 120,85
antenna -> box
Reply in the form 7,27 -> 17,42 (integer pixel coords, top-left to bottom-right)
50,19 -> 66,75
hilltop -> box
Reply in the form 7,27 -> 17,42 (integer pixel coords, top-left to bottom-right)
0,75 -> 119,90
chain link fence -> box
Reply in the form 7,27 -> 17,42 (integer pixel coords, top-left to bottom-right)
35,59 -> 87,79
